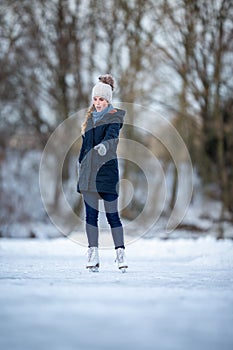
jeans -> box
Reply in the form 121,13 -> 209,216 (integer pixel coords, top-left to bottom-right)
83,191 -> 124,249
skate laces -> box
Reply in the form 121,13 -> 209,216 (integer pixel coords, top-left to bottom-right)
87,247 -> 98,262
116,248 -> 125,263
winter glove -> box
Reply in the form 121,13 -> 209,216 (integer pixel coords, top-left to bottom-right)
94,143 -> 107,156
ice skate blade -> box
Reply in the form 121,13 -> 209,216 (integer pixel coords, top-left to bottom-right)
119,267 -> 127,273
87,266 -> 99,272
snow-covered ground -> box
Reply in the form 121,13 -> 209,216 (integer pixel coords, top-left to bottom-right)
0,236 -> 233,350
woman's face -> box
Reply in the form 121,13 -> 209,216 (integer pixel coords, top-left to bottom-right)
93,96 -> 108,112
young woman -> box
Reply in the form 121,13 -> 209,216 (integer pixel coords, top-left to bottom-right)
77,74 -> 128,272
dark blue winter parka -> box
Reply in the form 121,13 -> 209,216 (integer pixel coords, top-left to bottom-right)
77,108 -> 126,196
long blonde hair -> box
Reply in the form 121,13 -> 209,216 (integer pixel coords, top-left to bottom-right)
81,104 -> 95,135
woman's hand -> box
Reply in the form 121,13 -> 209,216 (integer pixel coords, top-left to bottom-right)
94,143 -> 107,156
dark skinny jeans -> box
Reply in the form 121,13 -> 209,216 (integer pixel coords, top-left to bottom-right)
83,191 -> 124,249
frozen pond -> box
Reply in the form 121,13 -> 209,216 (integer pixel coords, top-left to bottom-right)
0,236 -> 233,350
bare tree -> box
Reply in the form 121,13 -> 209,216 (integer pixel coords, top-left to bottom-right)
152,0 -> 233,233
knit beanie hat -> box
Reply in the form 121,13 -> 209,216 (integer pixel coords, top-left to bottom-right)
92,82 -> 112,103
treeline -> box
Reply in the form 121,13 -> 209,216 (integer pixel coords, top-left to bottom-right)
0,0 -> 233,234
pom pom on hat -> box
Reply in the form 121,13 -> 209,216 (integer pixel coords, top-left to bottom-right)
98,74 -> 114,90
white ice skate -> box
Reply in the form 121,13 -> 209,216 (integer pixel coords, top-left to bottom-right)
116,248 -> 128,273
86,247 -> 99,272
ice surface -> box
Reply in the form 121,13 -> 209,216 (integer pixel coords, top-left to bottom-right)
0,236 -> 233,350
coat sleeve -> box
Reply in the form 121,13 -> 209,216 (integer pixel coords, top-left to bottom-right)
101,122 -> 122,152
78,136 -> 85,163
